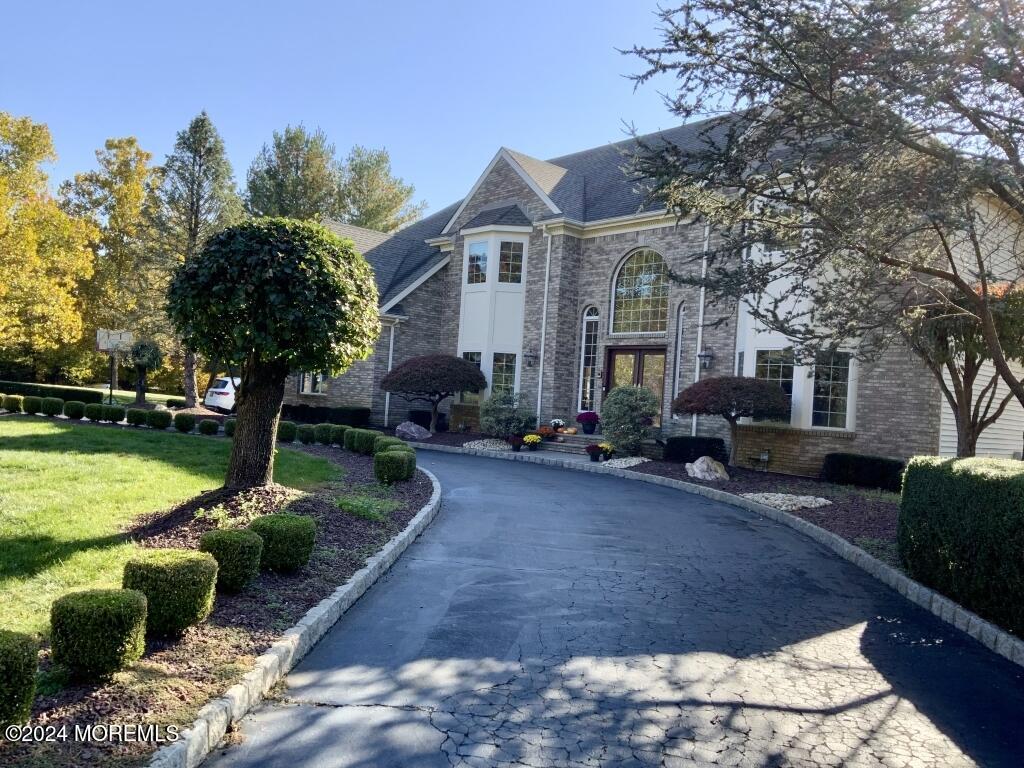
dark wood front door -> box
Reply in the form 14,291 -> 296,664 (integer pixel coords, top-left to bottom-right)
605,347 -> 666,426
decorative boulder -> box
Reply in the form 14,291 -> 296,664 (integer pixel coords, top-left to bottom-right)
685,455 -> 730,482
395,421 -> 431,442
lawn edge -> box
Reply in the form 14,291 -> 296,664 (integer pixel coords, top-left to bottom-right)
411,442 -> 1024,670
147,467 -> 442,768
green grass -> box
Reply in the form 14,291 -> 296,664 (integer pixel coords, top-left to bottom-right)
84,385 -> 181,406
854,536 -> 901,569
0,417 -> 338,636
335,490 -> 402,522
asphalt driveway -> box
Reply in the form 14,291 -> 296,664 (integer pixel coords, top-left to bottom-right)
207,452 -> 1024,767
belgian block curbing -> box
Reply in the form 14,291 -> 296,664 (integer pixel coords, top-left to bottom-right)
147,468 -> 443,768
409,441 -> 1024,670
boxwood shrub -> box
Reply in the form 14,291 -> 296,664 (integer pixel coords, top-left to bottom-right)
821,452 -> 905,493
280,402 -> 370,427
329,424 -> 349,445
199,529 -> 263,592
224,418 -> 237,437
40,396 -> 64,416
297,424 -> 316,444
146,409 -> 172,430
663,436 -> 729,465
126,408 -> 148,427
64,400 -> 86,420
122,549 -> 218,637
374,450 -> 416,484
50,589 -> 147,679
0,380 -> 103,403
900,457 -> 1024,635
198,418 -> 220,436
166,398 -> 186,408
22,395 -> 42,415
3,394 -> 24,413
373,435 -> 406,454
0,630 -> 38,727
102,404 -> 126,423
83,402 -> 103,421
313,422 -> 334,444
276,420 -> 297,442
249,514 -> 316,573
344,428 -> 381,455
174,413 -> 196,433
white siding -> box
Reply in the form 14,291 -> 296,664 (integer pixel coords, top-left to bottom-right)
939,361 -> 1024,457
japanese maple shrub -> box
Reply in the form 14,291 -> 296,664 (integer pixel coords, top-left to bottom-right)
380,354 -> 486,432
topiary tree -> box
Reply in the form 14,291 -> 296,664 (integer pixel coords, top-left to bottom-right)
167,218 -> 379,488
129,339 -> 164,406
600,386 -> 660,456
672,376 -> 789,464
380,354 -> 487,432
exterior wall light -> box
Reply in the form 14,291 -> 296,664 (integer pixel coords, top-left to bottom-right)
696,347 -> 714,370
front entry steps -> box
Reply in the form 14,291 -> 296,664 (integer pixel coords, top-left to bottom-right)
537,433 -> 604,455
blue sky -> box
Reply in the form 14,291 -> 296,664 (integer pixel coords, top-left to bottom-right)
1,1 -> 676,215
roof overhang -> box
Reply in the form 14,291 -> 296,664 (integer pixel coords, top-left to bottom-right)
378,254 -> 451,315
460,224 -> 534,237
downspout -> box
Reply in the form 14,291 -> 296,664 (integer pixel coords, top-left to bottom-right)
383,322 -> 396,427
692,222 -> 711,436
535,226 -> 553,425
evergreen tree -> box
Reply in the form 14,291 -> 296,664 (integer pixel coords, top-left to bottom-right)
245,125 -> 341,220
338,146 -> 425,232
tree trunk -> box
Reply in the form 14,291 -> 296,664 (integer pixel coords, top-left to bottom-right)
727,419 -> 738,465
224,356 -> 288,489
183,349 -> 199,408
135,365 -> 146,406
429,401 -> 439,433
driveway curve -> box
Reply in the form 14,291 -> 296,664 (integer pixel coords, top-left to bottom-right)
208,452 -> 1024,768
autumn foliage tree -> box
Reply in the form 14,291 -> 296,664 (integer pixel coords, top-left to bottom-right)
380,354 -> 487,432
167,218 -> 380,488
672,377 -> 789,464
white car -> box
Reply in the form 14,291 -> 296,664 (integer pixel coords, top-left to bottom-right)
203,376 -> 241,413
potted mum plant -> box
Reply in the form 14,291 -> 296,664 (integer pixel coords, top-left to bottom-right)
523,434 -> 542,451
584,443 -> 604,462
550,418 -> 566,432
576,411 -> 600,435
508,435 -> 524,452
599,442 -> 615,460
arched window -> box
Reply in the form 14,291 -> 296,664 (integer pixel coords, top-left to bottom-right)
577,307 -> 600,411
611,249 -> 669,334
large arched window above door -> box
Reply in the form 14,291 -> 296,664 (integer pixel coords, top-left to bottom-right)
611,248 -> 669,334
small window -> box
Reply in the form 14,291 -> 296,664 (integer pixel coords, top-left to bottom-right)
491,353 -> 517,395
298,372 -> 326,395
812,351 -> 852,428
467,241 -> 488,284
498,241 -> 523,283
461,352 -> 482,404
754,349 -> 794,420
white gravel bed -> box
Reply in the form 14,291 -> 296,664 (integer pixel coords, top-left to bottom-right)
462,438 -> 512,451
741,492 -> 832,511
602,457 -> 651,469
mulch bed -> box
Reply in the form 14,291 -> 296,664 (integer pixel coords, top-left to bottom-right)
634,461 -> 900,544
385,429 -> 484,447
3,446 -> 431,768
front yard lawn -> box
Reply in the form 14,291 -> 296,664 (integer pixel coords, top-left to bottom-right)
0,417 -> 337,636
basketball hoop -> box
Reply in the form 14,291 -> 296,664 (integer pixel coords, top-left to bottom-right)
96,329 -> 134,404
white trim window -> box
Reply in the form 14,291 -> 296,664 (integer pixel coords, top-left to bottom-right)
577,307 -> 600,411
298,372 -> 327,395
754,348 -> 795,421
461,351 -> 482,404
491,352 -> 518,395
812,351 -> 853,428
611,248 -> 669,334
466,241 -> 488,284
498,241 -> 524,284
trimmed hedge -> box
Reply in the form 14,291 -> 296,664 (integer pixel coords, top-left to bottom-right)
102,404 -> 125,423
313,422 -> 333,444
122,549 -> 218,637
84,402 -> 103,421
297,423 -> 316,444
374,450 -> 416,484
663,436 -> 729,465
199,529 -> 263,592
249,514 -> 316,573
146,409 -> 172,430
174,413 -> 196,433
64,400 -> 86,420
373,435 -> 407,454
40,396 -> 64,416
3,394 -> 24,413
344,427 -> 381,455
126,408 -> 148,427
50,589 -> 147,679
0,380 -> 104,403
900,457 -> 1024,635
0,630 -> 38,727
166,398 -> 186,408
198,418 -> 220,436
224,418 -> 237,437
821,452 -> 905,493
22,395 -> 42,414
277,420 -> 297,442
329,424 -> 349,445
281,402 -> 370,427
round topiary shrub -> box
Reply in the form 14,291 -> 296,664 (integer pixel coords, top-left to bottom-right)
50,589 -> 147,679
248,514 -> 316,573
22,396 -> 42,414
40,397 -> 64,416
122,550 -> 218,637
329,424 -> 348,445
277,420 -> 297,442
199,529 -> 264,592
374,450 -> 416,484
3,394 -> 24,413
126,408 -> 148,427
102,404 -> 126,423
373,435 -> 406,454
297,424 -> 316,444
224,418 -> 237,437
83,402 -> 103,421
198,418 -> 220,436
313,423 -> 333,444
146,409 -> 172,430
174,413 -> 196,433
64,400 -> 86,420
0,630 -> 38,727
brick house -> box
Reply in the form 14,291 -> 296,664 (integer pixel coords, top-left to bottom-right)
284,122 -> 1024,475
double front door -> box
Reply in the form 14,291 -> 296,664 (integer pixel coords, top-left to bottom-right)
605,347 -> 666,427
